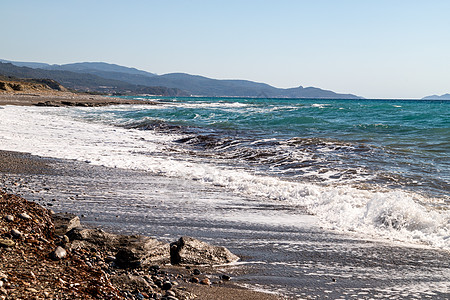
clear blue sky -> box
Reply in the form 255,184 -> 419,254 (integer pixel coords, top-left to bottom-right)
2,0 -> 449,99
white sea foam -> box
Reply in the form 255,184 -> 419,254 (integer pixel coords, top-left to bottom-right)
0,106 -> 448,250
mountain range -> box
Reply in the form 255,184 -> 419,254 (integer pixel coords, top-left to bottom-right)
422,94 -> 450,100
0,59 -> 361,98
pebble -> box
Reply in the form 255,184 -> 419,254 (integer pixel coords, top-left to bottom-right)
189,277 -> 199,283
105,255 -> 116,262
0,239 -> 15,248
200,278 -> 211,285
4,215 -> 14,222
19,212 -> 32,220
221,274 -> 231,281
52,246 -> 67,260
162,281 -> 172,290
193,269 -> 201,275
165,290 -> 176,297
11,229 -> 23,238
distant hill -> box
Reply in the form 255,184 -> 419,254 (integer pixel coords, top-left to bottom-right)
0,62 -> 188,96
422,94 -> 450,100
0,59 -> 362,98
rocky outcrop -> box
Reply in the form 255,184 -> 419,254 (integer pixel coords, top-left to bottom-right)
67,227 -> 170,267
170,236 -> 240,265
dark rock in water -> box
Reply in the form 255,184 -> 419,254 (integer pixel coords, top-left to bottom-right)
170,236 -> 239,265
52,213 -> 81,236
52,246 -> 67,260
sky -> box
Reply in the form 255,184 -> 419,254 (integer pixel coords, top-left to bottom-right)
2,0 -> 450,99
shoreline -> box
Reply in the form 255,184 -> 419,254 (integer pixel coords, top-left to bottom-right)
0,150 -> 282,300
0,92 -> 151,107
1,93 -> 449,299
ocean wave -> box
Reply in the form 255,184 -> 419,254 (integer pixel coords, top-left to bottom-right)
0,106 -> 448,250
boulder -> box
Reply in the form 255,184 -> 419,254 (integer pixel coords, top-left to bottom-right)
114,235 -> 169,268
170,236 -> 239,265
67,228 -> 169,267
52,213 -> 80,236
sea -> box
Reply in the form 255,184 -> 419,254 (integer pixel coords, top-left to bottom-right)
0,97 -> 449,298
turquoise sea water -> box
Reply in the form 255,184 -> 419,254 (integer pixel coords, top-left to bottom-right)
108,97 -> 449,201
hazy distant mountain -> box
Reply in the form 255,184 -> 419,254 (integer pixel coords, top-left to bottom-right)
422,94 -> 450,100
1,59 -> 362,98
0,62 -> 187,96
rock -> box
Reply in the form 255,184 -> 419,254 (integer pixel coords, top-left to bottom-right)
115,248 -> 142,269
165,290 -> 176,297
200,278 -> 211,285
109,274 -> 150,292
170,236 -> 239,265
10,229 -> 23,238
105,255 -> 116,262
4,215 -> 14,222
68,228 -> 169,266
189,277 -> 199,283
52,213 -> 81,236
19,212 -> 32,220
221,274 -> 231,281
193,268 -> 201,275
162,281 -> 172,290
52,246 -> 67,260
0,239 -> 15,248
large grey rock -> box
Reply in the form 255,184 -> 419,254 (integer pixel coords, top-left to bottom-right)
67,228 -> 169,267
115,235 -> 169,268
52,213 -> 80,236
170,236 -> 239,265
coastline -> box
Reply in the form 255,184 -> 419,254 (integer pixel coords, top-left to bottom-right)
0,150 -> 282,299
1,92 -> 449,299
0,92 -> 150,107
0,91 -> 283,299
